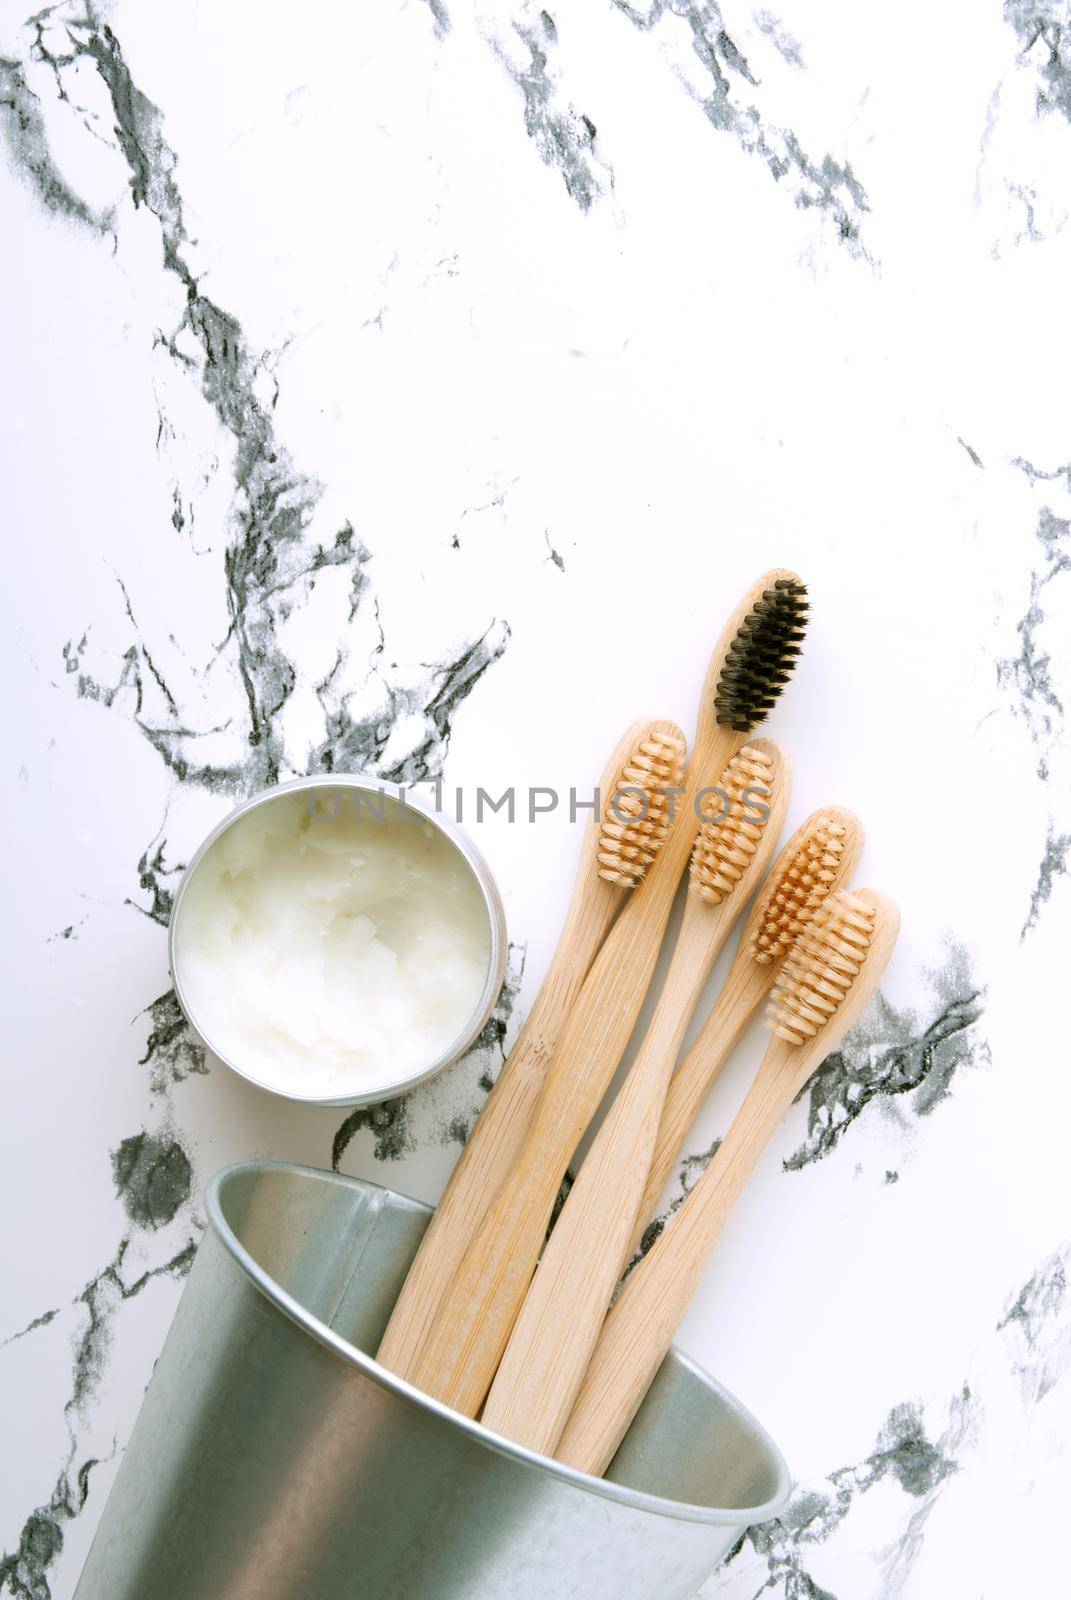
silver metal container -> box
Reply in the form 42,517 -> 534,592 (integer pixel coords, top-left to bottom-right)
75,1161 -> 790,1600
169,775 -> 509,1106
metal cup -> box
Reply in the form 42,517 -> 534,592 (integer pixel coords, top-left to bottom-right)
74,1161 -> 790,1600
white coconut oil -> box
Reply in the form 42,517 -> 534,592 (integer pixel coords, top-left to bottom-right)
173,788 -> 492,1100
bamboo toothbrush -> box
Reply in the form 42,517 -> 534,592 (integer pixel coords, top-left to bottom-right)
557,887 -> 900,1478
377,717 -> 686,1379
403,571 -> 809,1416
630,807 -> 863,1258
481,740 -> 790,1455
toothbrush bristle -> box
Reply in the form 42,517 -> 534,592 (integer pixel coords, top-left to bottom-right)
749,814 -> 848,966
766,890 -> 875,1046
689,744 -> 775,903
714,578 -> 809,731
597,725 -> 686,887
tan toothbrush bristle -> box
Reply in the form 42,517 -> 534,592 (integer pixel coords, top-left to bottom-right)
597,725 -> 687,887
688,744 -> 775,903
766,890 -> 876,1046
749,814 -> 849,966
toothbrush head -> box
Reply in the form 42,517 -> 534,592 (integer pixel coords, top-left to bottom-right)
766,888 -> 876,1046
689,743 -> 777,903
597,722 -> 687,887
748,809 -> 860,968
713,577 -> 809,732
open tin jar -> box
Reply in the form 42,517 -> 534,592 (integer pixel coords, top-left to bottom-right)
169,775 -> 508,1107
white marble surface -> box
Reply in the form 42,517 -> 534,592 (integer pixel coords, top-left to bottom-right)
3,2 -> 1071,1595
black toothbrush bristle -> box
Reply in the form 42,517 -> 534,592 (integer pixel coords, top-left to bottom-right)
714,577 -> 808,731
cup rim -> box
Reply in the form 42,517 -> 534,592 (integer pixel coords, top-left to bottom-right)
169,775 -> 508,1106
206,1159 -> 793,1529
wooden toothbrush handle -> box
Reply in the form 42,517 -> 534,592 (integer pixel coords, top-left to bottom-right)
378,715 -> 675,1379
630,957 -> 772,1255
377,855 -> 622,1379
556,1041 -> 798,1478
483,735 -> 791,1454
561,889 -> 901,1478
377,946 -> 604,1377
403,1130 -> 570,1412
632,802 -> 867,1248
482,908 -> 724,1455
404,729 -> 743,1414
404,861 -> 692,1413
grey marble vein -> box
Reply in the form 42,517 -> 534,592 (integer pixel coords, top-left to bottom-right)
1,1202 -> 199,1600
3,1310 -> 61,1347
332,1095 -> 420,1168
612,0 -> 869,250
752,10 -> 804,70
69,1235 -> 199,1416
785,944 -> 985,1170
1,940 -> 202,1596
997,498 -> 1069,783
547,1162 -> 576,1232
998,1244 -> 1071,1405
0,51 -> 113,234
997,480 -> 1071,934
454,476 -> 519,550
0,1456 -> 100,1600
126,837 -> 183,927
1022,827 -> 1071,936
2,977 -> 200,1597
24,5 -> 509,800
138,988 -> 208,1093
725,1392 -> 971,1600
422,0 -> 452,39
111,1131 -> 192,1229
721,1237 -> 1071,1595
633,942 -> 984,1269
1002,179 -> 1046,250
488,10 -> 610,211
309,618 -> 511,784
630,1136 -> 721,1267
1006,1 -> 1071,122
544,532 -> 566,570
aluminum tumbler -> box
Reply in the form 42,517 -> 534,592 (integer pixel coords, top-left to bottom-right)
74,1160 -> 790,1600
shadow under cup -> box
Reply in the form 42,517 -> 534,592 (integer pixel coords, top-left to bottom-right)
74,1162 -> 791,1600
